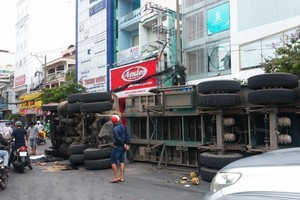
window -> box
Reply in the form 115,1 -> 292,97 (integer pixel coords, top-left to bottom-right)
185,11 -> 205,42
132,35 -> 139,46
186,48 -> 206,76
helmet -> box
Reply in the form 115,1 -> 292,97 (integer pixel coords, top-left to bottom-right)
111,115 -> 120,123
37,120 -> 41,124
15,121 -> 23,126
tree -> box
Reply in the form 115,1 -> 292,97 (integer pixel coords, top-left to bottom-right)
41,70 -> 85,104
262,30 -> 300,77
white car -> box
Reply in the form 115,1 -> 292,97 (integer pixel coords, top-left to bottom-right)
204,147 -> 300,200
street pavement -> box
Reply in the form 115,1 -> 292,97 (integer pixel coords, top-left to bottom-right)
1,139 -> 210,200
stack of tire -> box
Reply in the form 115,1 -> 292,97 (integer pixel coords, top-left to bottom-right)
198,151 -> 243,182
83,147 -> 113,170
197,80 -> 243,182
247,73 -> 299,105
197,80 -> 241,108
68,143 -> 88,166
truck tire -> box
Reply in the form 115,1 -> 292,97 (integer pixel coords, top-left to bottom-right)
79,92 -> 112,103
69,154 -> 84,165
248,89 -> 298,105
198,94 -> 241,107
80,102 -> 113,113
199,167 -> 219,182
197,80 -> 240,94
84,158 -> 111,170
67,102 -> 82,114
248,73 -> 298,89
83,147 -> 113,160
44,146 -> 61,157
68,93 -> 84,103
199,151 -> 243,169
68,143 -> 88,154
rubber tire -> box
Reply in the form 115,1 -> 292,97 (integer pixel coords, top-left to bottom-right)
200,167 -> 219,182
197,80 -> 241,94
248,89 -> 298,105
69,154 -> 84,165
79,92 -> 112,103
84,158 -> 111,170
83,147 -> 113,160
248,73 -> 298,89
68,143 -> 88,154
198,94 -> 241,107
0,169 -> 8,189
199,151 -> 243,169
67,102 -> 82,114
68,93 -> 84,103
44,146 -> 61,157
59,143 -> 70,157
80,102 -> 113,113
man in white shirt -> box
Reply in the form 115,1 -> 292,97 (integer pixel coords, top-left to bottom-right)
2,122 -> 13,141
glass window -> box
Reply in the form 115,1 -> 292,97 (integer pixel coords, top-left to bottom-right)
184,0 -> 203,9
184,11 -> 205,42
208,42 -> 231,72
186,48 -> 206,76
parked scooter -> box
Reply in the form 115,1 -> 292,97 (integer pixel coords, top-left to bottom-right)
0,157 -> 8,190
10,145 -> 33,173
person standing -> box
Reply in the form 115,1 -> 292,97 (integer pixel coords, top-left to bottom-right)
27,122 -> 38,155
110,115 -> 130,183
2,122 -> 13,141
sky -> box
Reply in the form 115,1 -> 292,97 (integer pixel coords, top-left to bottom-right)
0,0 -> 76,65
0,1 -> 16,52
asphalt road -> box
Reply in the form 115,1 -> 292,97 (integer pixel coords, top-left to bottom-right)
1,140 -> 210,200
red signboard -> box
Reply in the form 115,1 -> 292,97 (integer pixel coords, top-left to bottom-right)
15,75 -> 26,86
110,59 -> 157,98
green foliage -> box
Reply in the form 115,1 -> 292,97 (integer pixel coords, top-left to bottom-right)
263,30 -> 300,77
41,82 -> 85,104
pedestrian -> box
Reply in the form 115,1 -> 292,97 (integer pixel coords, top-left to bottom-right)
110,114 -> 130,183
2,122 -> 13,141
27,122 -> 38,155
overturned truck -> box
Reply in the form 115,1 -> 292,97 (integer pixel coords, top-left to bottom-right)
123,72 -> 300,181
42,73 -> 300,181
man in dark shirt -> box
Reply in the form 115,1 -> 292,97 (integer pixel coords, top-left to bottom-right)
11,121 -> 28,151
110,115 -> 130,183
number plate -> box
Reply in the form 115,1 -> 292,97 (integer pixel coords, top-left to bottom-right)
20,152 -> 27,157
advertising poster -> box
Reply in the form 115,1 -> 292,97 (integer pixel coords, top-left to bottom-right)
110,59 -> 157,98
207,2 -> 230,35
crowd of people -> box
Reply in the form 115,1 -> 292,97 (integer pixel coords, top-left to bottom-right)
0,120 -> 50,171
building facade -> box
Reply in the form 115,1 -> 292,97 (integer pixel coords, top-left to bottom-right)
182,0 -> 300,85
76,0 -> 178,95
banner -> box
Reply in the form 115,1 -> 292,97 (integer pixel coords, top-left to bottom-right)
110,59 -> 157,98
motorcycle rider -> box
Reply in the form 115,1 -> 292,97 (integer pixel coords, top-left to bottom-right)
0,133 -> 10,171
11,121 -> 28,150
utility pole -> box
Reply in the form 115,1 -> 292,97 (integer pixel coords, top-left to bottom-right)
32,53 -> 47,88
176,0 -> 182,85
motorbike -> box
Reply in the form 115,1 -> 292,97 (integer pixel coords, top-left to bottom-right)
37,129 -> 47,145
0,157 -> 8,190
10,145 -> 33,173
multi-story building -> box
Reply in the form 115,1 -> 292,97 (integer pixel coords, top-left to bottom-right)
45,45 -> 76,89
14,0 -> 75,122
76,0 -> 178,97
182,0 -> 300,84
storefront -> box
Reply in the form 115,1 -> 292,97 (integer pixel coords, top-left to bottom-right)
19,92 -> 43,125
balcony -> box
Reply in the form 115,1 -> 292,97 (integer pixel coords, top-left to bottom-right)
118,8 -> 141,31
